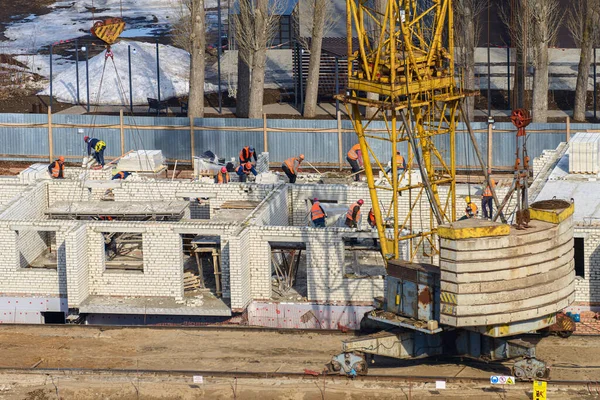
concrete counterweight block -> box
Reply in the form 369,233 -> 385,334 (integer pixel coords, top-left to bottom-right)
437,200 -> 575,337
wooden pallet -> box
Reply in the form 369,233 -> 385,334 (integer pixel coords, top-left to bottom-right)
184,271 -> 203,291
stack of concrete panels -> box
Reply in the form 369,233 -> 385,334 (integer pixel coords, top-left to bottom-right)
19,164 -> 52,183
437,200 -> 575,337
117,150 -> 165,172
569,132 -> 600,174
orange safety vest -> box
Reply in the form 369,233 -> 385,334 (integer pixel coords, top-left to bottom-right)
311,202 -> 325,220
482,178 -> 496,197
284,157 -> 301,174
346,202 -> 361,223
217,171 -> 230,183
239,147 -> 254,161
465,202 -> 478,218
347,144 -> 361,160
395,154 -> 405,167
368,209 -> 376,227
50,160 -> 64,178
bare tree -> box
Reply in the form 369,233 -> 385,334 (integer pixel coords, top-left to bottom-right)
188,0 -> 206,118
500,0 -> 561,123
567,0 -> 600,121
301,0 -> 339,117
234,0 -> 282,118
454,0 -> 486,119
171,0 -> 206,117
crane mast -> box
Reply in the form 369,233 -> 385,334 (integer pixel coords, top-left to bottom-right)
341,0 -> 462,262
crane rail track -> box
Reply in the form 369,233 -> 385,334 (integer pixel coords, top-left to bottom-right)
0,366 -> 597,387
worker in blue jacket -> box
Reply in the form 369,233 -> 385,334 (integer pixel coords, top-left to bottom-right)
112,171 -> 131,180
84,135 -> 106,167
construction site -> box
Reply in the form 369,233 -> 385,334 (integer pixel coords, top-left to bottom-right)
1,0 -> 600,399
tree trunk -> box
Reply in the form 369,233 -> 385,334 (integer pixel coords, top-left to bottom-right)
188,0 -> 205,118
303,0 -> 327,118
247,0 -> 268,119
531,2 -> 549,123
236,48 -> 251,117
574,3 -> 595,122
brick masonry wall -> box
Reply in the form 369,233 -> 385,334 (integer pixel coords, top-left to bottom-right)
0,221 -> 69,297
87,224 -> 184,300
228,227 -> 251,311
65,224 -> 89,307
246,184 -> 289,226
249,226 -> 385,304
574,311 -> 600,335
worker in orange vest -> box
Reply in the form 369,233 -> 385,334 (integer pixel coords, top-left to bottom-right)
346,143 -> 363,181
236,162 -> 257,182
345,199 -> 364,228
239,146 -> 257,164
216,166 -> 230,184
367,208 -> 378,246
461,196 -> 478,220
386,151 -> 407,177
310,198 -> 327,227
48,156 -> 65,179
482,170 -> 495,219
281,154 -> 304,183
111,171 -> 131,180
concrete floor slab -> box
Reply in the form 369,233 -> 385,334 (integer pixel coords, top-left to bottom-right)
79,295 -> 231,316
46,201 -> 189,218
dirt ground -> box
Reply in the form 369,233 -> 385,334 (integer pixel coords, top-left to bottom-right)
0,325 -> 598,399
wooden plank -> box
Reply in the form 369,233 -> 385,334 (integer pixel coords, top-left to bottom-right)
220,201 -> 261,210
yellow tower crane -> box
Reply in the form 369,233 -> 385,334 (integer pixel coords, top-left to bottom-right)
339,0 -> 496,262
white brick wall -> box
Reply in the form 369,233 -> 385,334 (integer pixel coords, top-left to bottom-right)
87,224 -> 184,300
65,224 -> 89,307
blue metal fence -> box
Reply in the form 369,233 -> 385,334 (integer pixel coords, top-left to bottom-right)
0,113 -> 589,168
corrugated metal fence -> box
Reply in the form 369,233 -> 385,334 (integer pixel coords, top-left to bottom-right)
0,112 -> 595,168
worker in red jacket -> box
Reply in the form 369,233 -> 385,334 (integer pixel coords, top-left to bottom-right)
216,166 -> 230,184
345,199 -> 364,228
239,146 -> 257,164
48,156 -> 65,179
347,143 -> 363,181
310,198 -> 327,227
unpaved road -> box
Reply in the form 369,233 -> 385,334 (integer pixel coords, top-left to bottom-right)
0,325 -> 598,399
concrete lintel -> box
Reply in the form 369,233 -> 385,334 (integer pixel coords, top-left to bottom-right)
10,225 -> 62,232
92,226 -> 147,233
173,228 -> 226,235
263,235 -> 306,243
176,191 -> 217,199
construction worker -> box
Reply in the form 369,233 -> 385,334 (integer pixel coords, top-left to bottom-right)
461,196 -> 478,220
347,143 -> 363,182
111,171 -> 131,180
216,166 -> 230,184
386,151 -> 407,176
345,199 -> 364,228
239,146 -> 257,164
482,170 -> 496,219
236,162 -> 257,183
48,156 -> 65,179
368,208 -> 378,246
282,154 -> 304,183
84,136 -> 106,167
310,198 -> 327,227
